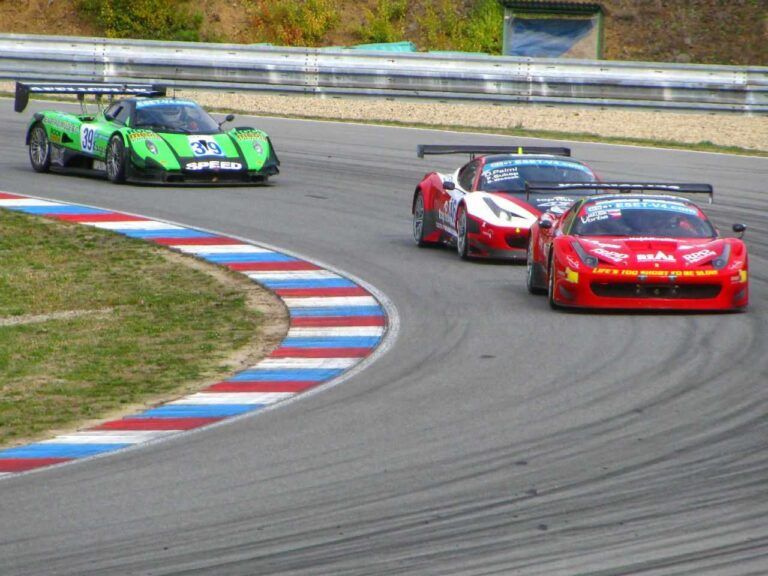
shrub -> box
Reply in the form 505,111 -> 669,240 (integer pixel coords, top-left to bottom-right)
79,0 -> 203,42
417,0 -> 504,54
357,0 -> 408,44
251,0 -> 340,47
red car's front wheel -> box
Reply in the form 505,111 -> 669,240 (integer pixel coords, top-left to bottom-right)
547,254 -> 560,309
456,205 -> 470,260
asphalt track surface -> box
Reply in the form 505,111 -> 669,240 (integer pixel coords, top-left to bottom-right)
0,99 -> 766,576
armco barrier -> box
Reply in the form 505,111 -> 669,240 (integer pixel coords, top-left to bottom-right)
1,33 -> 766,113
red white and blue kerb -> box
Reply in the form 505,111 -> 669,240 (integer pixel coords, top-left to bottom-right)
0,193 -> 388,477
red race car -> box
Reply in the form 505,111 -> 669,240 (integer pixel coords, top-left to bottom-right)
411,145 -> 599,260
526,183 -> 749,311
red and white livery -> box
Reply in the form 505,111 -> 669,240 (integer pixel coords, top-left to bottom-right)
526,183 -> 749,311
411,145 -> 599,260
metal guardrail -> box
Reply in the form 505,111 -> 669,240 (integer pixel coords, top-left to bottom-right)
1,34 -> 766,113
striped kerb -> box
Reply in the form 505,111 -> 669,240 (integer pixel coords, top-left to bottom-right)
0,193 -> 388,476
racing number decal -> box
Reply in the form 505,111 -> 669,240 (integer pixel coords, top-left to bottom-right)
80,125 -> 96,154
438,190 -> 463,231
188,136 -> 224,157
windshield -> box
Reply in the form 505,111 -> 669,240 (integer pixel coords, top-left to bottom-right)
133,99 -> 219,133
479,158 -> 596,193
571,198 -> 716,238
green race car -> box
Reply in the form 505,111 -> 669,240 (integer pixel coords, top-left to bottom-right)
15,82 -> 280,185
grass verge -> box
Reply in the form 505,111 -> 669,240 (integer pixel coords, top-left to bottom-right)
0,209 -> 281,447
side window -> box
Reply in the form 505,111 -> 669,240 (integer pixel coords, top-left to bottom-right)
104,103 -> 120,121
559,202 -> 582,233
458,161 -> 479,191
105,103 -> 129,125
114,105 -> 130,125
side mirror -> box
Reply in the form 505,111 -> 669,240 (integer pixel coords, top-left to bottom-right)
443,181 -> 455,190
218,114 -> 235,129
539,219 -> 553,230
732,223 -> 746,238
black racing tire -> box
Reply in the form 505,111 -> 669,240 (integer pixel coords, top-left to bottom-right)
456,204 -> 470,260
547,253 -> 559,309
526,250 -> 547,295
413,191 -> 430,247
29,123 -> 51,173
106,135 -> 127,183
525,237 -> 547,294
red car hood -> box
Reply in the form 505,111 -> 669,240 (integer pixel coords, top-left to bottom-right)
576,237 -> 725,267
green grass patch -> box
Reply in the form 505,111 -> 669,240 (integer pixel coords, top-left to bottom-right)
0,210 -> 264,446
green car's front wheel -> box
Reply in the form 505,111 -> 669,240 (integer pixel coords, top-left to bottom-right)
29,124 -> 51,173
106,135 -> 127,183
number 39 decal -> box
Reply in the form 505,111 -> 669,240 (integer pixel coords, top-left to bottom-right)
188,136 -> 224,157
80,125 -> 96,154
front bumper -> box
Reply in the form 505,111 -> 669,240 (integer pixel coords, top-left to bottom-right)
465,216 -> 530,260
127,149 -> 280,185
551,267 -> 748,311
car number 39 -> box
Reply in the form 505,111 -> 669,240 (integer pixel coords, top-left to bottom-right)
80,125 -> 96,154
189,136 -> 224,157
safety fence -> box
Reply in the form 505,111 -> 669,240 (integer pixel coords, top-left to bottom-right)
1,34 -> 766,113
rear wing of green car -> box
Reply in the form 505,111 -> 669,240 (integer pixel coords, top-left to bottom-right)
417,144 -> 571,160
14,82 -> 166,113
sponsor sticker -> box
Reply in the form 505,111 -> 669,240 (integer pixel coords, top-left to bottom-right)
135,98 -> 197,109
485,159 -> 592,172
235,130 -> 267,141
682,249 -> 716,264
588,199 -> 698,216
45,117 -> 78,134
185,160 -> 243,171
593,247 -> 629,262
594,268 -> 718,277
128,131 -> 156,141
484,166 -> 519,184
637,251 -> 676,263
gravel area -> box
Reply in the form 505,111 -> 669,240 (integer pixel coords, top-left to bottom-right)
177,89 -> 768,152
4,81 -> 765,151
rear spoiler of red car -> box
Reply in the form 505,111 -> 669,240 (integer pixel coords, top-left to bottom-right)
525,182 -> 714,204
417,145 -> 570,160
14,82 -> 167,113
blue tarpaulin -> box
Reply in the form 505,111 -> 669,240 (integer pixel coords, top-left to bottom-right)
510,18 -> 595,57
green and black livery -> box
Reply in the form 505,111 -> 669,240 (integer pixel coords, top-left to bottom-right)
15,82 -> 280,185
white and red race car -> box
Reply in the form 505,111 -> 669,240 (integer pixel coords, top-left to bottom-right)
411,145 -> 599,260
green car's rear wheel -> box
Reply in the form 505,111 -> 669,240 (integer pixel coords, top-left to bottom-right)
29,124 -> 51,173
106,135 -> 127,183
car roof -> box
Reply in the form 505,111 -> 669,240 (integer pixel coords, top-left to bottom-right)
122,96 -> 200,105
582,194 -> 700,204
481,154 -> 586,164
